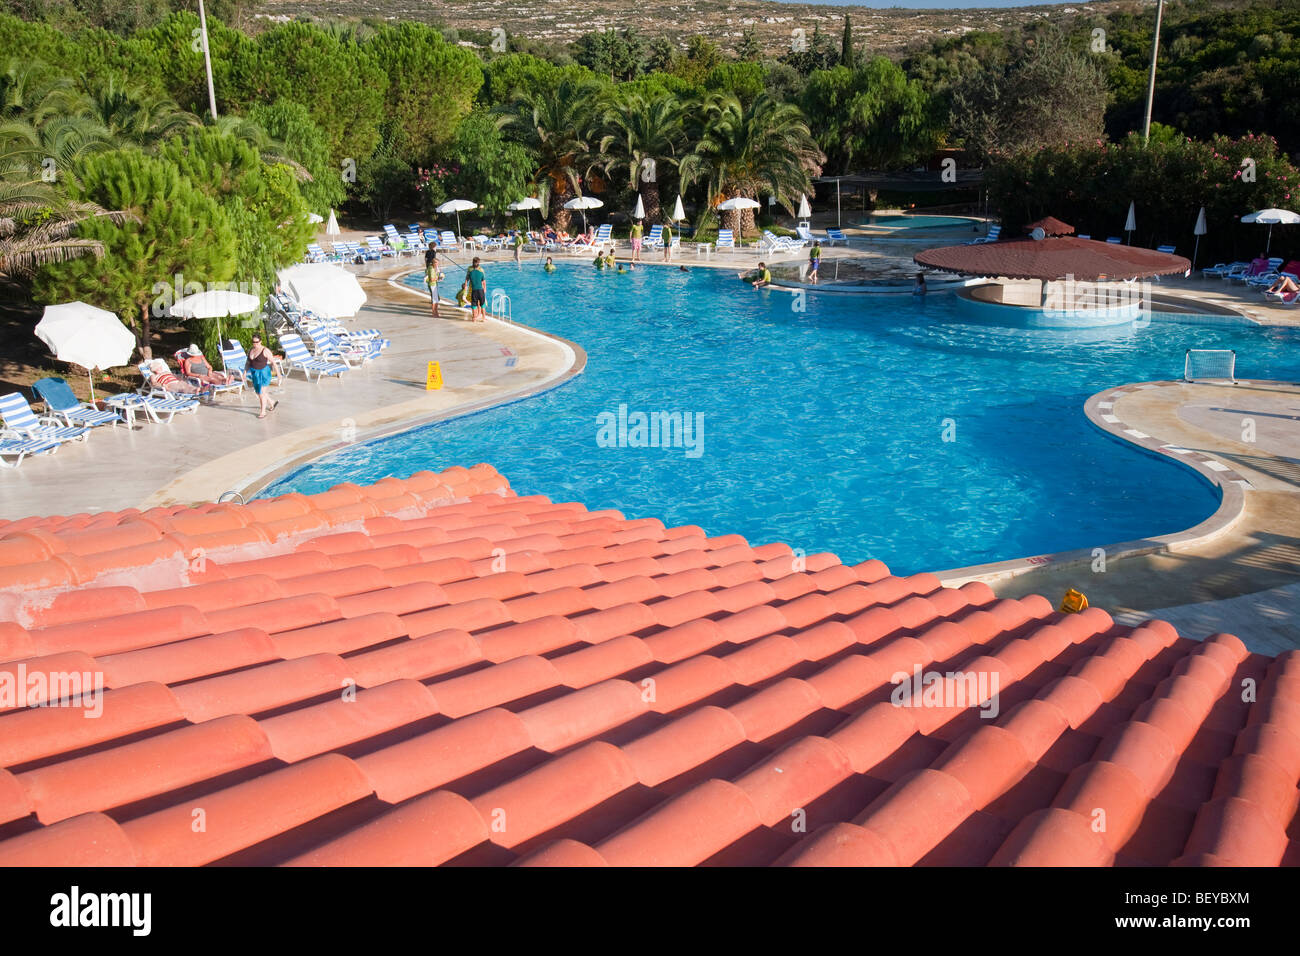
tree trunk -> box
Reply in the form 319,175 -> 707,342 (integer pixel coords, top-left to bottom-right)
138,302 -> 152,361
551,185 -> 575,233
641,180 -> 661,226
739,207 -> 756,239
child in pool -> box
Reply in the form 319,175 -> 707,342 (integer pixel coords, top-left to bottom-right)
594,253 -> 605,270
544,256 -> 556,272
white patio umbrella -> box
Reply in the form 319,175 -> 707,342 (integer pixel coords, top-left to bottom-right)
563,195 -> 604,232
167,289 -> 261,346
277,262 -> 367,319
325,209 -> 340,237
717,196 -> 761,237
797,193 -> 812,220
36,302 -> 136,401
632,194 -> 645,220
1124,201 -> 1137,244
1192,206 -> 1207,272
508,197 -> 541,232
437,198 -> 477,237
1240,208 -> 1300,253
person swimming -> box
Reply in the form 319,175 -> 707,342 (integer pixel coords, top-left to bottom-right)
544,256 -> 556,272
594,253 -> 605,270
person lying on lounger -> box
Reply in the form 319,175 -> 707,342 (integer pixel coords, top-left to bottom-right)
1266,274 -> 1300,295
178,345 -> 233,386
148,359 -> 208,396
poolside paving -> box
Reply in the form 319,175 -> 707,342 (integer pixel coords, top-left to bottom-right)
0,267 -> 578,520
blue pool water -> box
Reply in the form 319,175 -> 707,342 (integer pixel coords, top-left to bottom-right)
853,214 -> 982,231
264,264 -> 1300,574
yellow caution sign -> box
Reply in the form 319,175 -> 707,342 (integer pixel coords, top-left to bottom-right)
425,361 -> 443,391
1059,588 -> 1089,614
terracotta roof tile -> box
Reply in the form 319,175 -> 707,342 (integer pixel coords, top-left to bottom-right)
0,463 -> 1293,866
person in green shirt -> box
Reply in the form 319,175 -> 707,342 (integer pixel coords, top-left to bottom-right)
512,230 -> 525,263
466,257 -> 487,321
630,219 -> 644,262
750,261 -> 771,288
808,241 -> 821,284
544,256 -> 556,273
662,221 -> 673,262
594,252 -> 605,271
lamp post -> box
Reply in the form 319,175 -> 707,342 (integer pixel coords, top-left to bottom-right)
1141,0 -> 1165,143
198,0 -> 218,119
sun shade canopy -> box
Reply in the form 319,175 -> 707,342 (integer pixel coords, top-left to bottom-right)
915,237 -> 1191,282
1023,217 -> 1074,237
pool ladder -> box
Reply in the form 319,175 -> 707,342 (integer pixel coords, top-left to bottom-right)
491,291 -> 512,323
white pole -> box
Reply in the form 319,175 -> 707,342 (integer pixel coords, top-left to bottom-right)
837,179 -> 841,228
1141,0 -> 1165,143
198,0 -> 218,119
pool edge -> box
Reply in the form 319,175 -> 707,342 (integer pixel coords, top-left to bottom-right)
936,379 -> 1252,587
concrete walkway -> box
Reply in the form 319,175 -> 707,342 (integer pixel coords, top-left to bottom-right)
0,267 -> 580,519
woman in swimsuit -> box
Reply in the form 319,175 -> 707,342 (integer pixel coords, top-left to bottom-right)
247,335 -> 283,419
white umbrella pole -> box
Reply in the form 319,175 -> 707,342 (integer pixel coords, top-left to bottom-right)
1267,224 -> 1273,254
1193,235 -> 1201,272
86,368 -> 95,404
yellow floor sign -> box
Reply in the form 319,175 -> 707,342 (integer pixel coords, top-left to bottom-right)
426,361 -> 442,390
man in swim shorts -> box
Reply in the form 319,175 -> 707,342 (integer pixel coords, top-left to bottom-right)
630,219 -> 643,262
466,257 -> 487,321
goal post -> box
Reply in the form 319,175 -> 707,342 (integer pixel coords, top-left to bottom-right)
1184,349 -> 1236,384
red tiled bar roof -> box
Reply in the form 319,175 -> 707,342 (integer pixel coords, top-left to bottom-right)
915,237 -> 1192,282
0,464 -> 1295,867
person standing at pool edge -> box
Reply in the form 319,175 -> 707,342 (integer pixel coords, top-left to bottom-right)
630,219 -> 643,262
423,247 -> 441,318
512,229 -> 524,264
467,257 -> 487,322
662,220 -> 672,262
808,241 -> 821,284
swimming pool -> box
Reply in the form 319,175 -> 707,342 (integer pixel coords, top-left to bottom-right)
853,214 -> 983,232
264,264 -> 1300,574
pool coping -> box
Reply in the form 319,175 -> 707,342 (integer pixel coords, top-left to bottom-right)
936,379 -> 1257,587
230,270 -> 587,500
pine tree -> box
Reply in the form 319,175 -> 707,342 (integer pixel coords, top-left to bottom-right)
35,150 -> 237,358
737,26 -> 761,62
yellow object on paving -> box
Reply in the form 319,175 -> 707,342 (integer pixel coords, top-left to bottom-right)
1059,588 -> 1089,614
426,360 -> 443,391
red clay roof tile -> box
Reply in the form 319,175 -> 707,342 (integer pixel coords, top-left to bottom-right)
0,464 -> 1292,867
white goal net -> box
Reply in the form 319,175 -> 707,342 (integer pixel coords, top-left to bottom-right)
1184,349 -> 1236,384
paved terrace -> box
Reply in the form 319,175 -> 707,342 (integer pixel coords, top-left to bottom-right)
0,266 -> 580,520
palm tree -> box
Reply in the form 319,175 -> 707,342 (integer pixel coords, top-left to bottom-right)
680,93 -> 824,238
501,77 -> 604,232
0,174 -> 132,279
599,92 -> 686,225
75,77 -> 199,149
